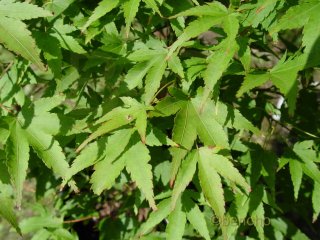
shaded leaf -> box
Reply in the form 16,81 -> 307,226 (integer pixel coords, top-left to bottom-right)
6,120 -> 29,208
0,17 -> 45,70
82,0 -> 120,30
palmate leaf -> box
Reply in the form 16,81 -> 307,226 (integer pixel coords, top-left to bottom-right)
268,55 -> 304,114
81,0 -> 120,31
6,120 -> 29,208
91,132 -> 156,208
200,147 -> 250,192
293,141 -> 320,185
90,129 -> 133,194
169,94 -> 232,184
125,48 -> 167,97
237,54 -> 304,114
0,17 -> 45,71
0,1 -> 52,20
269,1 -> 318,36
269,2 -> 320,67
76,97 -> 143,152
5,96 -> 72,208
198,147 -> 250,239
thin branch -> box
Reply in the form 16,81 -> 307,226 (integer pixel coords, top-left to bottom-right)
0,61 -> 14,79
63,215 -> 96,224
0,103 -> 13,113
150,80 -> 175,104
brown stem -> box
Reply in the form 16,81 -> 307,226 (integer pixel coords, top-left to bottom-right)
0,61 -> 13,79
0,103 -> 13,113
63,215 -> 96,224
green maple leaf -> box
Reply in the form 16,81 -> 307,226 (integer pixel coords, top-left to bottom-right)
76,97 -> 149,152
81,0 -> 120,31
5,95 -> 71,208
0,2 -> 52,70
153,90 -> 257,184
237,54 -> 304,114
90,132 -> 156,210
198,147 -> 250,239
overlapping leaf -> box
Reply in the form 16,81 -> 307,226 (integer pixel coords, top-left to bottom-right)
81,0 -> 120,31
280,141 -> 320,201
0,2 -> 51,70
89,132 -> 157,210
237,54 -> 304,114
198,147 -> 250,238
125,48 -> 168,104
76,97 -> 148,152
153,91 -> 257,183
5,96 -> 71,208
